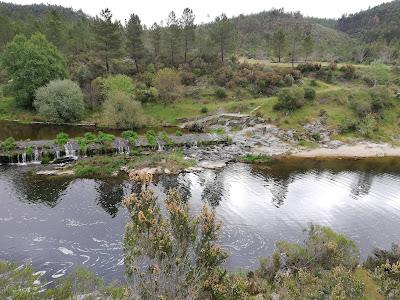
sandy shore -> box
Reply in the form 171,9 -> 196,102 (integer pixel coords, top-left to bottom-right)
292,142 -> 400,158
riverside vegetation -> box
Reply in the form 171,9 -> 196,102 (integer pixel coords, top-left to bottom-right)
1,173 -> 399,299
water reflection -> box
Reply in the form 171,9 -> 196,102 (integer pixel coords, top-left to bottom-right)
0,158 -> 399,282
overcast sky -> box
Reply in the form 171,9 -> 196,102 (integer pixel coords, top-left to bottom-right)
6,0 -> 391,25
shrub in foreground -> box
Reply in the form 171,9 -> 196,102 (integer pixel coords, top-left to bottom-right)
123,174 -> 227,299
274,87 -> 305,111
34,79 -> 85,123
153,68 -> 182,103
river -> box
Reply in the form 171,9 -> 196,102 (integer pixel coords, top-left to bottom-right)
0,158 -> 399,283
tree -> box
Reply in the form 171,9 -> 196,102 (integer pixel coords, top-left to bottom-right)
165,11 -> 181,66
93,8 -> 123,73
152,68 -> 182,104
288,20 -> 303,67
303,24 -> 314,62
123,173 -> 227,299
0,15 -> 15,49
180,8 -> 196,64
210,14 -> 236,62
103,92 -> 146,129
34,79 -> 85,123
44,9 -> 66,51
150,22 -> 161,61
272,30 -> 286,63
1,33 -> 66,108
126,13 -> 145,73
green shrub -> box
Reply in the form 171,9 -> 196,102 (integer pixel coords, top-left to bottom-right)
310,79 -> 318,87
34,79 -> 85,123
153,68 -> 182,103
364,244 -> 400,271
175,130 -> 183,136
358,114 -> 378,138
200,106 -> 208,114
159,132 -> 173,146
339,117 -> 357,133
135,85 -> 158,103
54,132 -> 69,146
146,130 -> 157,147
97,131 -> 115,144
214,87 -> 228,99
102,74 -> 135,98
340,64 -> 356,80
122,130 -> 138,144
283,74 -> 295,87
180,71 -> 196,86
212,127 -> 225,135
41,154 -> 51,164
274,87 -> 305,111
103,92 -> 146,129
84,132 -> 97,144
1,137 -> 16,151
304,87 -> 316,100
368,86 -> 391,113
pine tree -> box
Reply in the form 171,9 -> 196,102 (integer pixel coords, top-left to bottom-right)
165,11 -> 181,66
210,13 -> 236,62
93,8 -> 123,73
272,30 -> 286,63
150,22 -> 161,62
126,13 -> 144,72
180,8 -> 195,64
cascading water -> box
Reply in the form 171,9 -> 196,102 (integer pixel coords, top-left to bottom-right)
64,142 -> 77,158
56,150 -> 60,159
157,141 -> 164,152
32,148 -> 40,164
21,152 -> 26,164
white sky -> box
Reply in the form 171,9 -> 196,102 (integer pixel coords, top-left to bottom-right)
5,0 -> 391,25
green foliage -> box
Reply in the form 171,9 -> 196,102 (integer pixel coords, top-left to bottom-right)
145,130 -> 157,147
364,244 -> 400,271
152,68 -> 182,103
1,33 -> 66,108
212,127 -> 225,135
135,84 -> 158,103
103,92 -> 146,129
210,13 -> 236,62
340,64 -> 356,80
96,131 -> 115,144
34,79 -> 85,123
374,261 -> 400,299
102,75 -> 135,99
126,13 -> 145,72
1,137 -> 16,151
200,106 -> 208,114
84,132 -> 97,144
274,87 -> 305,111
159,131 -> 173,146
241,154 -> 272,163
123,177 -> 227,299
214,87 -> 228,99
304,87 -> 316,100
74,155 -> 125,177
122,130 -> 138,144
54,132 -> 69,146
175,130 -> 183,136
0,260 -> 40,299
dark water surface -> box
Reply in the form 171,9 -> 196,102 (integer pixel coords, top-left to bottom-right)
0,158 -> 400,282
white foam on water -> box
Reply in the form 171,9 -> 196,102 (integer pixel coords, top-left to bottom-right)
58,247 -> 74,256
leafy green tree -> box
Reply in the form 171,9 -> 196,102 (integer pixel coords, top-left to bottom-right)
44,9 -> 66,51
210,13 -> 236,62
165,11 -> 181,66
123,175 -> 227,299
272,30 -> 286,63
288,20 -> 304,67
150,22 -> 162,61
103,92 -> 146,129
126,13 -> 145,73
180,8 -> 196,64
152,68 -> 182,103
93,8 -> 123,73
1,33 -> 66,108
0,15 -> 15,49
34,79 -> 85,123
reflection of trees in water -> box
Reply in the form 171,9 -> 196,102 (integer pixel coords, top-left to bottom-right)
200,171 -> 225,207
269,178 -> 289,208
156,174 -> 192,202
95,180 -> 131,217
15,172 -> 71,207
350,172 -> 373,199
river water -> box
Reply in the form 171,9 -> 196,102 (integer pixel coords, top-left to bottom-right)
0,158 -> 399,282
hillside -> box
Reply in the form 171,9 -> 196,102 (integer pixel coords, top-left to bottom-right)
337,0 -> 400,43
232,9 -> 355,61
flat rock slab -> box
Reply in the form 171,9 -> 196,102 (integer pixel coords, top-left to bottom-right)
198,160 -> 227,169
36,170 -> 75,176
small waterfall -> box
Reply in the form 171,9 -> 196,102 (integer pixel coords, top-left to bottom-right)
118,146 -> 124,155
56,150 -> 60,159
157,141 -> 164,152
32,148 -> 40,164
125,146 -> 130,155
64,142 -> 77,158
21,152 -> 27,164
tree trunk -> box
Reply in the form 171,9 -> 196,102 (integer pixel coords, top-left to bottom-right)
105,54 -> 109,73
184,38 -> 188,64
